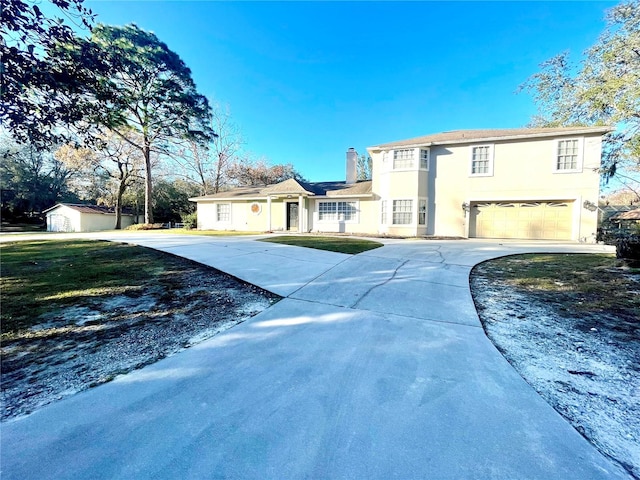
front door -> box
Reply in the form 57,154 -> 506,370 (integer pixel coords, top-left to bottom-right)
286,202 -> 299,231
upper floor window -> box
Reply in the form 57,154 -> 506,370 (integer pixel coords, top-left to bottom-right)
420,149 -> 430,170
470,145 -> 494,176
555,139 -> 581,172
217,203 -> 230,222
393,149 -> 414,169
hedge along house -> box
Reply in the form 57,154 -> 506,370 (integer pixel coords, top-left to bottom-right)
44,203 -> 137,232
192,127 -> 611,241
190,149 -> 375,233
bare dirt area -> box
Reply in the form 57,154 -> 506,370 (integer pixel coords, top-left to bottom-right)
1,260 -> 279,421
471,255 -> 640,480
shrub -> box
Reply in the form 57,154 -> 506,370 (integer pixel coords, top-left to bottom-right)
125,223 -> 166,231
181,212 -> 197,230
616,234 -> 640,261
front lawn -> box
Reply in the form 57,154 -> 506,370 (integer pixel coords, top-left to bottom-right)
0,240 -> 278,419
471,253 -> 639,478
259,235 -> 383,254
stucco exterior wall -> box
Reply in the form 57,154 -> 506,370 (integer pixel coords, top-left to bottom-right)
79,213 -> 135,232
428,135 -> 602,240
310,198 -> 377,234
46,205 -> 135,232
47,206 -> 81,232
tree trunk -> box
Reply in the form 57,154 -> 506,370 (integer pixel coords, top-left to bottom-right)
144,142 -> 154,224
114,180 -> 127,230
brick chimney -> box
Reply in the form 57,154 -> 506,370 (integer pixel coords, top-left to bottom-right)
346,147 -> 357,184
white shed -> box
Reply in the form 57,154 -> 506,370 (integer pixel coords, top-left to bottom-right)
44,203 -> 137,232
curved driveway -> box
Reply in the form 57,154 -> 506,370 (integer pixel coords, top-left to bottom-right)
0,234 -> 630,479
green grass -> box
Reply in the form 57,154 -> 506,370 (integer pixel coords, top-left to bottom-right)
259,235 -> 383,254
0,240 -> 184,334
476,253 -> 640,315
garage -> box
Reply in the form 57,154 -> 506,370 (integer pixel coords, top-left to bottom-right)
469,201 -> 573,240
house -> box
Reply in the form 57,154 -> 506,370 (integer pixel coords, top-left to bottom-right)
191,126 -> 611,241
609,208 -> 640,230
44,203 -> 137,232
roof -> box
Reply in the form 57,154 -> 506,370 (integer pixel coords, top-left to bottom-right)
190,179 -> 373,202
611,208 -> 640,220
43,203 -> 134,215
369,126 -> 613,150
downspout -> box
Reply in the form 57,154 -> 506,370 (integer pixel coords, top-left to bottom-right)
298,194 -> 303,232
267,195 -> 272,232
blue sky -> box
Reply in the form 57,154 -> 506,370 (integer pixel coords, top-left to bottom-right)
81,0 -> 616,181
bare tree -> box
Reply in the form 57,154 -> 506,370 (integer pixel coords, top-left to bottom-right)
55,131 -> 144,228
171,102 -> 243,195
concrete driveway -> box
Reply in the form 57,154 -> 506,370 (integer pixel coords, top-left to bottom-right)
0,234 -> 629,479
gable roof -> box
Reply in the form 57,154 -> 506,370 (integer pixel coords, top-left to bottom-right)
43,203 -> 133,215
369,126 -> 613,150
611,208 -> 640,220
190,179 -> 373,201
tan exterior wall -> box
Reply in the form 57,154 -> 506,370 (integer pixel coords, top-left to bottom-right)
80,213 -> 135,231
310,198 -> 377,234
428,135 -> 602,240
47,205 -> 135,232
196,198 -> 302,232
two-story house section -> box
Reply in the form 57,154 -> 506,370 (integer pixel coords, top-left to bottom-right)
367,127 -> 612,241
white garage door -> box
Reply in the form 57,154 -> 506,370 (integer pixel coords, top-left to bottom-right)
470,201 -> 573,240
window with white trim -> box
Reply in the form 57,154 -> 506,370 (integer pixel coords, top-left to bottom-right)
216,203 -> 230,222
381,200 -> 387,225
418,199 -> 427,225
556,139 -> 579,171
470,145 -> 493,176
393,149 -> 414,169
318,201 -> 357,222
420,149 -> 430,170
392,200 -> 413,225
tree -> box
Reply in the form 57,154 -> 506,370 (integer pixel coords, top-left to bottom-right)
1,0 -> 96,149
53,24 -> 213,224
172,102 -> 243,195
357,154 -> 373,181
226,158 -> 306,187
55,131 -> 144,229
151,179 -> 200,223
520,0 -> 640,199
0,137 -> 78,219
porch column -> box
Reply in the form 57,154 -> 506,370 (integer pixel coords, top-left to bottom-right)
267,195 -> 272,232
298,195 -> 303,232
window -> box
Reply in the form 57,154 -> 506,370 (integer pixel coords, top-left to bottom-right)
217,203 -> 230,222
418,200 -> 427,225
318,201 -> 357,221
420,149 -> 430,170
393,149 -> 415,169
392,200 -> 413,225
381,200 -> 387,225
556,139 -> 579,171
470,145 -> 493,176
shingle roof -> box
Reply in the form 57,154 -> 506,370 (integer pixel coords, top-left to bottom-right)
611,208 -> 640,220
43,203 -> 133,215
189,179 -> 373,201
369,126 -> 613,150
261,178 -> 314,195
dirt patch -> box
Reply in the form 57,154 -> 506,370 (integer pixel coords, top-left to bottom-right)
1,259 -> 279,420
471,255 -> 639,480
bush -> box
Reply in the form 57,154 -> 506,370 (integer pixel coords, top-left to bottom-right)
125,223 -> 166,231
616,234 -> 640,261
181,212 -> 197,230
